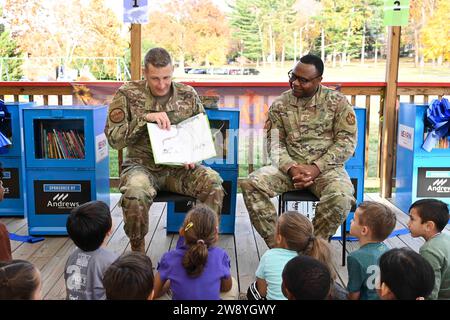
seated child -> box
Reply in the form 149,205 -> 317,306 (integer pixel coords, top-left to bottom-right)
0,222 -> 10,262
0,163 -> 12,262
103,252 -> 154,300
64,200 -> 118,300
248,211 -> 339,300
281,255 -> 331,300
347,201 -> 396,300
378,247 -> 435,300
0,259 -> 42,299
153,205 -> 238,300
408,199 -> 450,299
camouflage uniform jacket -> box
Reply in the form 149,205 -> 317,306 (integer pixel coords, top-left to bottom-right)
105,80 -> 205,170
267,84 -> 357,174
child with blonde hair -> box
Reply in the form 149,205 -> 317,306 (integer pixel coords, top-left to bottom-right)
153,205 -> 238,300
247,211 -> 341,300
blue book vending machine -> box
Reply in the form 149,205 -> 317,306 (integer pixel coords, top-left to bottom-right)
166,108 -> 240,234
20,105 -> 110,235
0,102 -> 34,217
394,103 -> 450,214
344,107 -> 366,229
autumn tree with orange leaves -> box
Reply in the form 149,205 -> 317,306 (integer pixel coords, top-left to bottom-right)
143,0 -> 230,68
3,0 -> 127,80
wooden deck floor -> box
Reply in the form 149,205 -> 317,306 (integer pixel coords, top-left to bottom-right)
2,192 -> 448,300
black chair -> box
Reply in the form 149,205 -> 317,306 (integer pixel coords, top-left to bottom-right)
153,190 -> 196,204
278,190 -> 347,266
153,191 -> 197,235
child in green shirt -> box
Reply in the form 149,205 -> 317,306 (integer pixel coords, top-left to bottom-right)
408,199 -> 450,300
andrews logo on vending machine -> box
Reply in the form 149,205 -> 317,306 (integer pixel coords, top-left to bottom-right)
34,181 -> 92,214
418,168 -> 450,197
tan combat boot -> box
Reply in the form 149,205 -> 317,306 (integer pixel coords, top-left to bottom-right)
130,239 -> 145,253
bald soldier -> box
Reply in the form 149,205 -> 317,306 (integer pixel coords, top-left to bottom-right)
241,54 -> 357,248
105,48 -> 224,252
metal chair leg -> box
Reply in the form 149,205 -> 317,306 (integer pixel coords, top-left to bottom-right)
278,196 -> 282,216
342,219 -> 347,266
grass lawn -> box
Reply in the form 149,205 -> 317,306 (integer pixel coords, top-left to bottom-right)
175,58 -> 450,83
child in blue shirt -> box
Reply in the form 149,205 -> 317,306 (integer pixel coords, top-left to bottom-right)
347,201 -> 396,300
248,211 -> 337,300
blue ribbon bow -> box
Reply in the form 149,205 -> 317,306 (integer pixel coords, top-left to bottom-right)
0,99 -> 12,154
422,98 -> 450,152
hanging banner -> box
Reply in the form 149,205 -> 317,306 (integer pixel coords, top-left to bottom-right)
383,0 -> 410,26
123,0 -> 149,24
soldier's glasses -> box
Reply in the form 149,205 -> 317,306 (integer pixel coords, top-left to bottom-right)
288,70 -> 321,84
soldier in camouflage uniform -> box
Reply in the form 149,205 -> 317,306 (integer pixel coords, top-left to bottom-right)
241,54 -> 357,248
105,48 -> 224,253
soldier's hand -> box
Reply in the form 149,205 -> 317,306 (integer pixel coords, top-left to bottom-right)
145,112 -> 171,130
287,165 -> 303,179
291,164 -> 320,189
183,163 -> 196,170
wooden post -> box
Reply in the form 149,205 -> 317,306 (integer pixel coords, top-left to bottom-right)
118,23 -> 142,175
380,26 -> 401,198
130,24 -> 142,81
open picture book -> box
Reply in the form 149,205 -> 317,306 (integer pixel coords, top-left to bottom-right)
147,113 -> 216,165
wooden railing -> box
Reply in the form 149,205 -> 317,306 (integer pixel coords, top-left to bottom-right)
1,81 -> 449,192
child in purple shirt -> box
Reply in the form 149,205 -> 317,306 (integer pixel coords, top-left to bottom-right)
153,205 -> 238,300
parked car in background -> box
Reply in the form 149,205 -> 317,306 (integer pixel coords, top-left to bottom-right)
243,68 -> 260,75
208,67 -> 229,75
184,66 -> 260,76
187,68 -> 208,74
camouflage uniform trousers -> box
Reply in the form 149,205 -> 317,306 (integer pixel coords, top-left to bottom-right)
241,165 -> 355,248
119,164 -> 224,244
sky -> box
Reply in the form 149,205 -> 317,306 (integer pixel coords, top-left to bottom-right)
106,0 -> 232,20
0,0 -> 232,17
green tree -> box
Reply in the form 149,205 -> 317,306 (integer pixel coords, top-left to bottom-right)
230,0 -> 300,64
271,0 -> 297,65
362,0 -> 384,64
291,0 -> 322,60
313,0 -> 375,67
407,0 -> 440,67
229,0 -> 261,62
353,0 -> 384,65
0,6 -> 23,80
